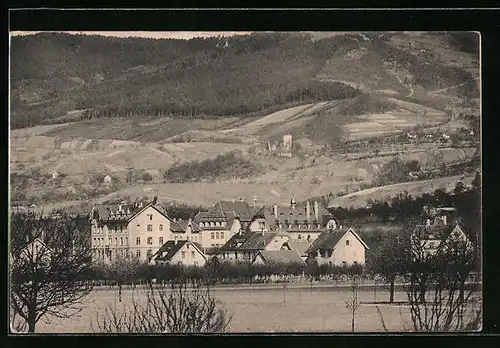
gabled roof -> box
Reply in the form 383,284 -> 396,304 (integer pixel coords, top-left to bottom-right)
153,240 -> 205,262
218,231 -> 256,251
92,203 -> 167,223
282,240 -> 313,256
256,250 -> 306,265
170,219 -> 201,233
239,232 -> 278,250
412,223 -> 469,243
253,202 -> 334,231
306,227 -> 369,253
217,201 -> 254,222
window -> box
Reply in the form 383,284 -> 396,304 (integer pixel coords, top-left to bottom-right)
191,251 -> 195,258
187,236 -> 190,241
149,214 -> 153,221
115,238 -> 118,246
108,238 -> 112,245
298,234 -> 302,240
125,237 -> 128,246
136,250 -> 141,258
181,251 -> 186,259
147,237 -> 153,245
159,237 -> 164,245
93,238 -> 96,245
307,235 -> 311,241
175,236 -> 178,240
216,232 -> 220,239
120,224 -> 123,233
147,224 -> 153,232
120,237 -> 123,246
147,249 -> 153,259
136,237 -> 141,245
342,261 -> 346,265
346,240 -> 350,246
211,232 -> 215,240
159,224 -> 163,231
187,244 -> 190,249
354,261 -> 358,265
220,232 -> 224,239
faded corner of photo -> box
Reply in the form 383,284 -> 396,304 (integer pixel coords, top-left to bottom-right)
8,27 -> 481,334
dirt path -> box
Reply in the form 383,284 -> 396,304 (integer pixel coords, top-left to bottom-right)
429,78 -> 479,97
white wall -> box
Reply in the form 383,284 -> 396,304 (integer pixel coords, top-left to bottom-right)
169,242 -> 206,267
128,206 -> 172,262
330,230 -> 366,266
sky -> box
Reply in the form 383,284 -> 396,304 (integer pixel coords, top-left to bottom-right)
9,31 -> 253,40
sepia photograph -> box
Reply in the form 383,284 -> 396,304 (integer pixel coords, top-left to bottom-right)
9,29 -> 481,334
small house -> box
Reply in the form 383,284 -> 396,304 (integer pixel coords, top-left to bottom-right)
103,175 -> 112,184
306,227 -> 369,266
253,250 -> 306,266
281,240 -> 313,261
152,240 -> 206,267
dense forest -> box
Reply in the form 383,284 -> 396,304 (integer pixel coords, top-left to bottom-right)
10,32 -> 478,129
164,151 -> 261,183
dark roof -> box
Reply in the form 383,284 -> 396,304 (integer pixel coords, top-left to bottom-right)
239,232 -> 278,250
154,240 -> 204,261
412,223 -> 465,241
256,250 -> 306,265
217,201 -> 254,222
282,240 -> 313,256
307,228 -> 369,253
218,231 -> 256,251
170,219 -> 201,233
254,202 -> 334,231
92,203 -> 166,223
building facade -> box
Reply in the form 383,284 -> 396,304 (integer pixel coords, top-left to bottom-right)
90,202 -> 173,263
306,227 -> 369,266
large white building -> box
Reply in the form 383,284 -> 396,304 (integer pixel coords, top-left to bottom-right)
90,201 -> 179,263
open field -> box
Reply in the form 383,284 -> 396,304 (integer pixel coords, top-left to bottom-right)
34,287 -> 411,333
32,286 -> 481,333
328,174 -> 476,209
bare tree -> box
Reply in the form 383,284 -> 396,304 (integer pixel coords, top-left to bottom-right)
10,211 -> 94,333
369,231 -> 407,303
107,253 -> 141,302
344,276 -> 361,332
92,282 -> 232,333
403,222 -> 481,331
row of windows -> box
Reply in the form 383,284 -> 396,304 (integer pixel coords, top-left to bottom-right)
210,232 -> 224,240
136,237 -> 164,245
211,243 -> 222,247
174,235 -> 198,242
180,251 -> 196,258
93,223 -> 164,234
93,236 -> 167,246
94,237 -> 128,246
146,224 -> 163,232
199,221 -> 225,227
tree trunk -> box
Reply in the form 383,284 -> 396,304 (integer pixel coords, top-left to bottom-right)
419,282 -> 426,303
351,312 -> 355,332
459,280 -> 466,304
118,284 -> 122,303
27,310 -> 36,333
389,280 -> 395,303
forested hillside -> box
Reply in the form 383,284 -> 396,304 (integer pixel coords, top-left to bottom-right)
10,31 -> 479,129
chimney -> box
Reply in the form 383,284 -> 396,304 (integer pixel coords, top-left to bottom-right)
314,201 -> 319,220
118,204 -> 122,212
442,215 -> 447,226
426,219 -> 431,226
138,201 -> 143,208
306,201 -> 311,219
291,197 -> 296,209
273,204 -> 278,216
174,239 -> 178,245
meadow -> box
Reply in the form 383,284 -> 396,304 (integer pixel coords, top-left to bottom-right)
34,286 -> 415,333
